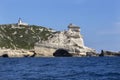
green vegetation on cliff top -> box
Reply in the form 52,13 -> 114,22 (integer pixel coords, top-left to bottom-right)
0,24 -> 52,49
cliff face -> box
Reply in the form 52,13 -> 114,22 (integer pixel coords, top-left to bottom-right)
34,24 -> 96,57
0,24 -> 52,49
0,23 -> 96,57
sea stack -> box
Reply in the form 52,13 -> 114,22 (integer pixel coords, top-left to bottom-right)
34,24 -> 96,57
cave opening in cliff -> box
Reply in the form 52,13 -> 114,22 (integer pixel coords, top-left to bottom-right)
53,49 -> 73,57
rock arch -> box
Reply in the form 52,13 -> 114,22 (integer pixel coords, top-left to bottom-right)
53,48 -> 72,57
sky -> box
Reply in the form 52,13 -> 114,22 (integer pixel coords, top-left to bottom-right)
0,0 -> 120,52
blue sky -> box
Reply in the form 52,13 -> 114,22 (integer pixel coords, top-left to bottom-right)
0,0 -> 120,52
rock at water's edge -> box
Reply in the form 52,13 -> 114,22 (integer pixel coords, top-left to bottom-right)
99,50 -> 120,57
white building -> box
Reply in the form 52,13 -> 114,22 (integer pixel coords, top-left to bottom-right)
68,23 -> 80,32
18,18 -> 28,26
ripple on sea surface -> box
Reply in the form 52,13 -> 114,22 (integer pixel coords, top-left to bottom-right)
0,57 -> 120,80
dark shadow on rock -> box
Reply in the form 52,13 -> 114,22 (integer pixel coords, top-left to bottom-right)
53,49 -> 73,57
2,54 -> 9,57
30,52 -> 36,57
24,55 -> 29,57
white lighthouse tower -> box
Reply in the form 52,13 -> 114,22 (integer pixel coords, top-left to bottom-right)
18,18 -> 28,26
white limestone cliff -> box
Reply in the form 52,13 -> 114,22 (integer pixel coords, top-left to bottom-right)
34,24 -> 96,57
0,49 -> 34,57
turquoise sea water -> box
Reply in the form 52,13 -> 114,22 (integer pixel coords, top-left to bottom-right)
0,57 -> 120,80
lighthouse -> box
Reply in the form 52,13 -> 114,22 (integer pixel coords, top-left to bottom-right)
18,18 -> 28,26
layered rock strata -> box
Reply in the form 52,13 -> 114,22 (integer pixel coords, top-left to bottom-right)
34,24 -> 96,57
0,49 -> 35,57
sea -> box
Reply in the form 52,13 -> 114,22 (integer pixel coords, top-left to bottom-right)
0,57 -> 120,80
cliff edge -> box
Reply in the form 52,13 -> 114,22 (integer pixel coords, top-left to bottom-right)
34,24 -> 96,57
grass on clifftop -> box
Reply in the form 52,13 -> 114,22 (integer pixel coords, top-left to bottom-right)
0,24 -> 52,49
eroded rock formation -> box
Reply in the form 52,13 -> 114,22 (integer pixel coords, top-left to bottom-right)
34,24 -> 96,57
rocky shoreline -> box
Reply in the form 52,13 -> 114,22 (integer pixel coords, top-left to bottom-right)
99,50 -> 120,57
0,49 -> 36,57
0,23 -> 119,58
0,49 -> 120,58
